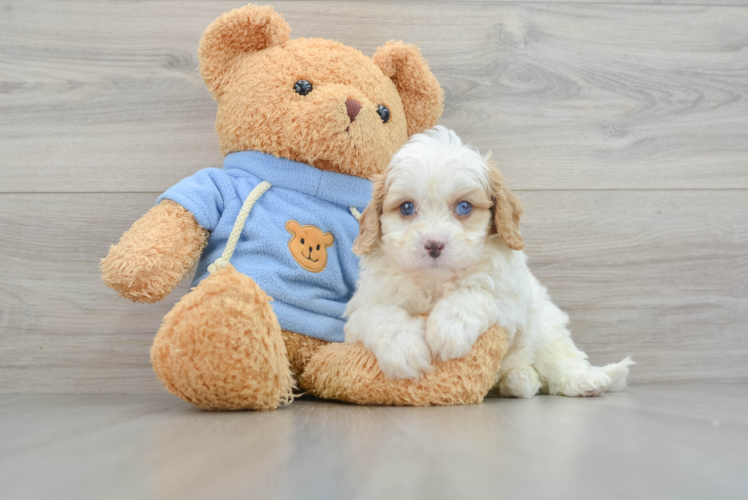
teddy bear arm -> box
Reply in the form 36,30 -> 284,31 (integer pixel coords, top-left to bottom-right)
300,325 -> 509,406
101,200 -> 209,303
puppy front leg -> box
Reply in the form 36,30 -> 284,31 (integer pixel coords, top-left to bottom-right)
426,288 -> 496,362
345,305 -> 433,380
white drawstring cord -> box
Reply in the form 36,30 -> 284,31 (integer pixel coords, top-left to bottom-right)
208,181 -> 272,273
207,180 -> 362,274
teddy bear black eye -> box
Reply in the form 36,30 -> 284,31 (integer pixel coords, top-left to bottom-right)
377,105 -> 390,123
294,80 -> 313,96
316,244 -> 320,251
300,238 -> 305,244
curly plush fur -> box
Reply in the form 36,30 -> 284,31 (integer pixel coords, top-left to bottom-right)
201,6 -> 443,178
101,3 -> 508,410
282,330 -> 327,386
101,200 -> 208,303
151,264 -> 294,410
301,326 -> 508,406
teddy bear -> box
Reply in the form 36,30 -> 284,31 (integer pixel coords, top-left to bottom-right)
101,3 -> 509,411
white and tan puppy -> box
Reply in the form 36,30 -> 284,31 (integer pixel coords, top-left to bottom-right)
345,126 -> 633,397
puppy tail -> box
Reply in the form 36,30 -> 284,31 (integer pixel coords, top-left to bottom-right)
593,356 -> 635,392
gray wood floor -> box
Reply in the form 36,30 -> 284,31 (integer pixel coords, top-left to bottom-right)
0,382 -> 746,500
2,0 -> 747,393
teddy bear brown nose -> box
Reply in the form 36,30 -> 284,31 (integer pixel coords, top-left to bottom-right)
345,98 -> 362,122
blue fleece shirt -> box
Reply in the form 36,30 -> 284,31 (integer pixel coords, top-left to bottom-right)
157,151 -> 372,342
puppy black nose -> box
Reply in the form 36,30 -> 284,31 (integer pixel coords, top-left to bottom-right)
425,240 -> 444,258
345,98 -> 362,122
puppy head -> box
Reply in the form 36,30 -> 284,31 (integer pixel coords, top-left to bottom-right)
354,126 -> 523,273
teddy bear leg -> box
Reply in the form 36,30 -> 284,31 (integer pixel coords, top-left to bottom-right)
300,325 -> 509,406
281,330 -> 329,391
151,264 -> 293,411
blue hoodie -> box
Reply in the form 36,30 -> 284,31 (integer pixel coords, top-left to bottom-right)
158,151 -> 372,342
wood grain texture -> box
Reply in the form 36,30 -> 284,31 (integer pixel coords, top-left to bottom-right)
1,385 -> 747,500
1,1 -> 747,192
1,1 -> 747,393
1,191 -> 746,392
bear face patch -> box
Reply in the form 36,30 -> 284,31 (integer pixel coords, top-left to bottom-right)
285,220 -> 334,273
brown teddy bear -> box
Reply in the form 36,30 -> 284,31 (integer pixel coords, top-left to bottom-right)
101,3 -> 509,410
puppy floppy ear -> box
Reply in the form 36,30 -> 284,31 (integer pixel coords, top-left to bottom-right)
488,161 -> 524,251
373,41 -> 444,136
353,172 -> 388,256
198,4 -> 291,97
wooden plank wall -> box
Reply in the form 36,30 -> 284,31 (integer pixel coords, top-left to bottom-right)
1,0 -> 747,392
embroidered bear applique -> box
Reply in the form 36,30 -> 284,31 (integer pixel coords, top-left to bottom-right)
285,220 -> 335,273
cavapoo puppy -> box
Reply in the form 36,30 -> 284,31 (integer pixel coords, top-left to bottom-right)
344,126 -> 633,397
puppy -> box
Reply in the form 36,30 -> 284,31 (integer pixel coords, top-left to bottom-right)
344,126 -> 633,397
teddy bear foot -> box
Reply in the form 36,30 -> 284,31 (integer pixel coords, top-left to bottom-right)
300,325 -> 509,406
151,264 -> 294,411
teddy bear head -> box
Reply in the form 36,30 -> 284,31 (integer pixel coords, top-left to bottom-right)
198,4 -> 444,179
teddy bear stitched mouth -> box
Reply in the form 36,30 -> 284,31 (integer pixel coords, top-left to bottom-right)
301,251 -> 319,262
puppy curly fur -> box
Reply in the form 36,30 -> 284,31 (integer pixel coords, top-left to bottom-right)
347,127 -> 633,397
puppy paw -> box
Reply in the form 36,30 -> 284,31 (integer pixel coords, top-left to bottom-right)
373,321 -> 433,380
498,366 -> 541,399
561,370 -> 611,397
425,305 -> 482,362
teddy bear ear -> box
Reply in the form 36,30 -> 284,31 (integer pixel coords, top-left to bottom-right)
285,220 -> 300,235
323,232 -> 335,247
373,41 -> 444,136
198,4 -> 291,97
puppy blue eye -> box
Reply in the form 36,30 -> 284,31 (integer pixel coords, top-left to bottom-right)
400,202 -> 415,216
456,201 -> 472,215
